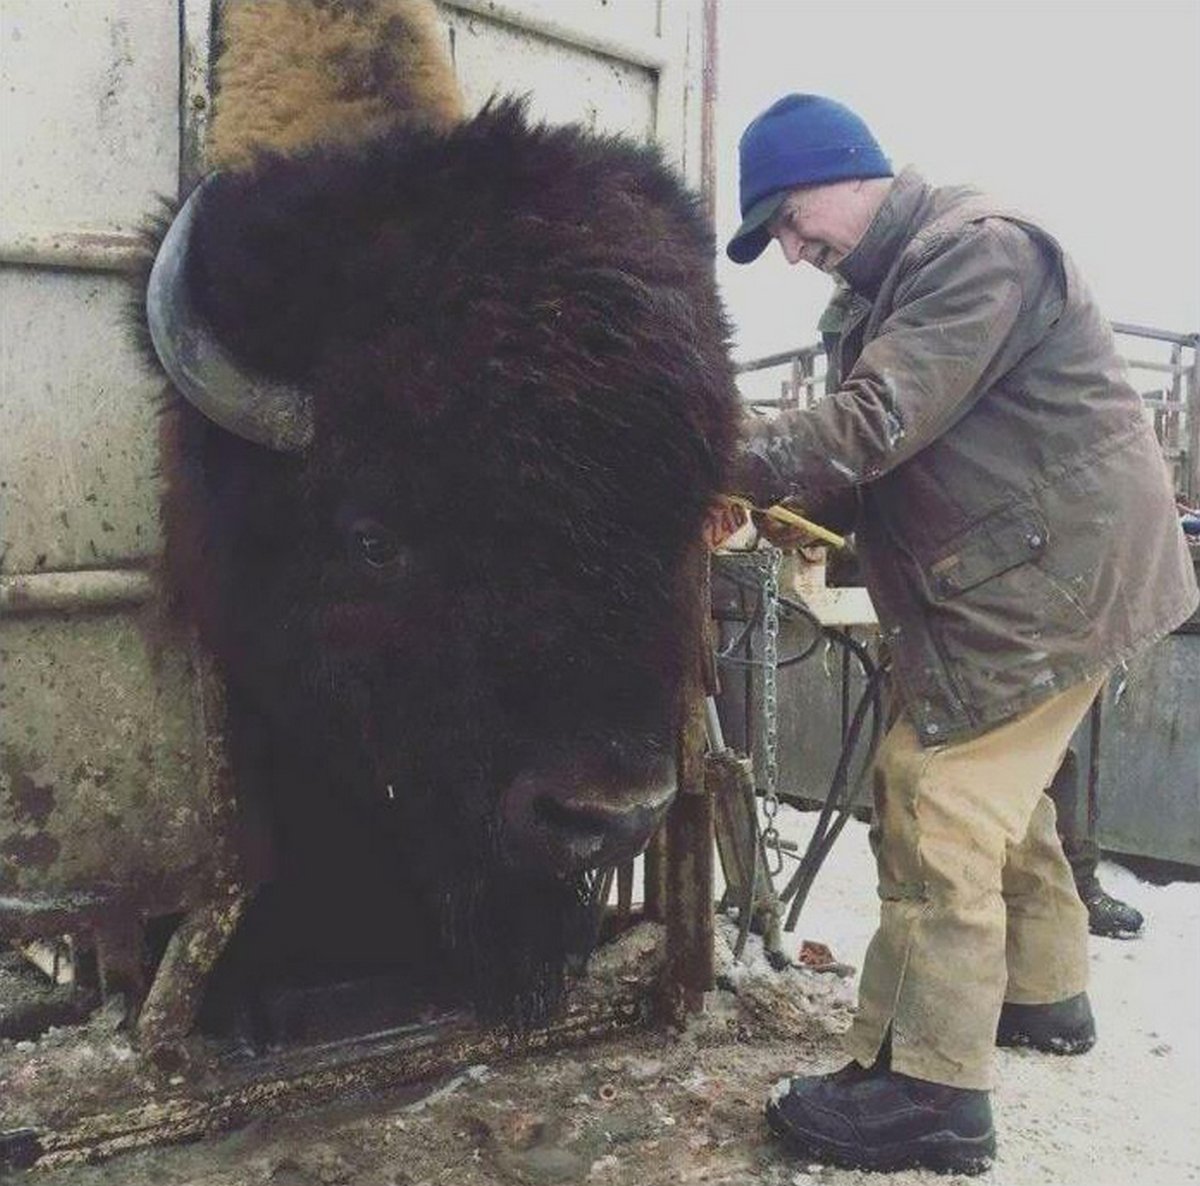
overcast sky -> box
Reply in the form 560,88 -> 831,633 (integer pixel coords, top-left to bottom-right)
713,0 -> 1200,365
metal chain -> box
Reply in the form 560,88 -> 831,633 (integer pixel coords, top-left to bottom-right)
758,545 -> 784,875
712,545 -> 787,873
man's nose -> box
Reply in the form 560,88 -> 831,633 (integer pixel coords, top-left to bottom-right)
777,233 -> 803,266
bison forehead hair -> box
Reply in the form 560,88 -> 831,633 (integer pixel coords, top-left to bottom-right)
152,98 -> 739,1025
189,99 -> 735,555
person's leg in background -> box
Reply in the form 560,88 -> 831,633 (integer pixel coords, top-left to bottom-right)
1046,739 -> 1145,939
997,785 -> 1097,1054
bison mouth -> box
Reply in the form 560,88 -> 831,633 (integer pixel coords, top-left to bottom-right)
426,737 -> 677,1026
498,748 -> 676,874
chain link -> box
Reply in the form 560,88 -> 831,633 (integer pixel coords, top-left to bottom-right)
715,545 -> 785,875
759,546 -> 783,874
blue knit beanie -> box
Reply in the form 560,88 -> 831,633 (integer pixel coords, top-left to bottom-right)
727,94 -> 892,264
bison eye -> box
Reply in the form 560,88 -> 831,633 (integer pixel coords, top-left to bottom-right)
346,518 -> 404,572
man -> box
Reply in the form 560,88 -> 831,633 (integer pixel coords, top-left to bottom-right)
724,94 -> 1197,1175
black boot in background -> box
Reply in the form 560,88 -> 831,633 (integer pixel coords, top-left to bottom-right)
1048,748 -> 1147,939
1082,885 -> 1145,938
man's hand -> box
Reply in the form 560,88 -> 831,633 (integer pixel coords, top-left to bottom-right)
728,495 -> 847,551
705,495 -> 847,552
751,500 -> 824,550
702,498 -> 750,549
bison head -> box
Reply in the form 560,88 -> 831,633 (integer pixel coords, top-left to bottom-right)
142,100 -> 738,1024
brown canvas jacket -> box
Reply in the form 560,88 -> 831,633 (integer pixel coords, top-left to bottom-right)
737,169 -> 1198,744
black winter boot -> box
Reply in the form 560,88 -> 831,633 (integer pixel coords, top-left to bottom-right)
1083,886 -> 1145,939
996,991 -> 1096,1054
765,1060 -> 995,1175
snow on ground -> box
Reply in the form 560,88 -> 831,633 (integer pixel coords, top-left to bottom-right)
15,805 -> 1200,1186
765,806 -> 1200,1186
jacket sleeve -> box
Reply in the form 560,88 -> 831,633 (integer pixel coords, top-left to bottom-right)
732,220 -> 1063,506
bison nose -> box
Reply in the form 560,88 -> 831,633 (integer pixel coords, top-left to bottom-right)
500,753 -> 675,876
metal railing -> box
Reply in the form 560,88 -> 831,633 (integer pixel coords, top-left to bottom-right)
735,323 -> 1200,504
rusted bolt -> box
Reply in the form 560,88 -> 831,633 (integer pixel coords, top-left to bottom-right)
597,1082 -> 618,1103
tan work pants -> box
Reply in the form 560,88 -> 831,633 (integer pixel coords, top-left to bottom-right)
845,673 -> 1107,1090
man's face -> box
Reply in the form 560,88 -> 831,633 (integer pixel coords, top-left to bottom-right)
767,180 -> 868,271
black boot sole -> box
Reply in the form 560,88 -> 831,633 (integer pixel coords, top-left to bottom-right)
1089,924 -> 1143,940
996,1028 -> 1096,1055
766,1106 -> 996,1176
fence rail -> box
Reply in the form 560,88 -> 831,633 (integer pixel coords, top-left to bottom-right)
734,324 -> 1200,504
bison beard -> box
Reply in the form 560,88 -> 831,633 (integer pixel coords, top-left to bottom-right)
142,98 -> 738,1028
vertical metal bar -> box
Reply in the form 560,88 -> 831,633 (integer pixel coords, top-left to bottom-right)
136,636 -> 263,1049
660,547 -> 714,1021
179,0 -> 216,191
1086,690 -> 1103,843
1189,343 -> 1200,504
840,631 -> 852,744
1166,343 -> 1183,492
800,350 -> 816,409
616,862 -> 634,927
643,833 -> 667,922
699,0 -> 719,227
787,357 -> 801,411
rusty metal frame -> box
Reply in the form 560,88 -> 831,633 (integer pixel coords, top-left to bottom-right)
1,993 -> 650,1172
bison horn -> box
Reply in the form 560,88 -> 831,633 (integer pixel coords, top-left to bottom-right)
146,178 -> 315,453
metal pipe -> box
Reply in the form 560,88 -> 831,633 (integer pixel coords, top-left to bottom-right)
1112,323 -> 1200,348
737,324 -> 1197,377
1189,343 -> 1200,504
704,696 -> 726,753
0,230 -> 142,274
642,831 -> 667,922
736,344 -> 823,374
0,570 -> 155,616
1123,358 -> 1189,377
660,547 -> 714,1020
699,0 -> 719,229
180,0 -> 216,191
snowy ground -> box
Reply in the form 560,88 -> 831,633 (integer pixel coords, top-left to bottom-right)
12,806 -> 1200,1186
769,809 -> 1200,1186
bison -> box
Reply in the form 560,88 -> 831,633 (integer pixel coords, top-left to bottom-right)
138,0 -> 738,1027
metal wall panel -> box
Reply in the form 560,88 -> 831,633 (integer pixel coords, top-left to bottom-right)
0,611 -> 212,900
0,1 -> 213,967
0,1 -> 179,234
443,6 -> 659,141
0,270 -> 163,574
1090,628 -> 1200,867
438,0 -> 706,187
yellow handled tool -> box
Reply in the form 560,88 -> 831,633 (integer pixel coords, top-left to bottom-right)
724,494 -> 847,550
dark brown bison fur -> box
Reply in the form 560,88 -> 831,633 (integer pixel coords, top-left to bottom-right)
147,99 -> 738,1026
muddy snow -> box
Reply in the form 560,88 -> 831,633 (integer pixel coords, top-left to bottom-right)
6,805 -> 1199,1186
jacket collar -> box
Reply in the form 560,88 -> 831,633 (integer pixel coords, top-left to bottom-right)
835,167 -> 930,299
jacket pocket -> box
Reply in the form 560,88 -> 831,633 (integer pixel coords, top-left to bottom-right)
924,501 -> 1049,600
